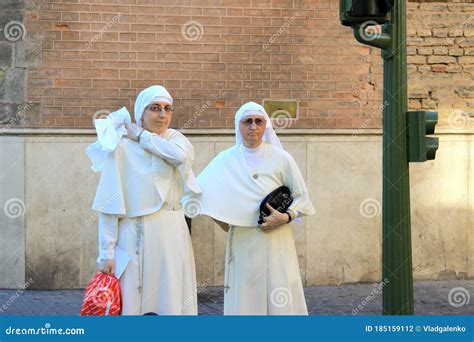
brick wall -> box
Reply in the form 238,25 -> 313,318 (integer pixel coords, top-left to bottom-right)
0,0 -> 472,129
407,1 -> 473,129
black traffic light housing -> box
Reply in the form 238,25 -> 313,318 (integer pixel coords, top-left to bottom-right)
340,0 -> 394,27
407,111 -> 439,162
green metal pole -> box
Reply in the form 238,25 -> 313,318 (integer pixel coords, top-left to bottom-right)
351,0 -> 414,315
381,0 -> 414,315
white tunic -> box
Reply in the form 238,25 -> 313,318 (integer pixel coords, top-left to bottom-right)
224,224 -> 307,315
95,130 -> 198,315
192,143 -> 315,315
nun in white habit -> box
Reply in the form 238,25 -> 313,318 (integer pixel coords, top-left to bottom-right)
86,85 -> 200,315
191,101 -> 315,315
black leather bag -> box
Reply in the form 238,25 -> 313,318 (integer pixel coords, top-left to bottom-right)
258,186 -> 294,224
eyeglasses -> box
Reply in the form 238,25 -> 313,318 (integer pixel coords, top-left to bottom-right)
146,104 -> 174,114
240,118 -> 266,127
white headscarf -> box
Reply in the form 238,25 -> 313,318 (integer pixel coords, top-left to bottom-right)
234,101 -> 283,149
134,85 -> 173,126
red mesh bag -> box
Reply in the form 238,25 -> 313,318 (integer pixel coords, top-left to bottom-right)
80,272 -> 121,316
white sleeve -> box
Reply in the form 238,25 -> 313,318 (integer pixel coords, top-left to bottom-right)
138,130 -> 186,166
97,213 -> 119,263
289,209 -> 299,218
284,152 -> 315,217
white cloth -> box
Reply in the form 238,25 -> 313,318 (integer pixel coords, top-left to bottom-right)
86,107 -> 131,172
97,213 -> 118,261
224,225 -> 307,315
235,101 -> 283,149
86,85 -> 175,172
96,158 -> 186,262
240,142 -> 264,170
238,143 -> 300,218
190,143 -> 314,227
91,129 -> 200,218
98,209 -> 197,315
134,85 -> 172,127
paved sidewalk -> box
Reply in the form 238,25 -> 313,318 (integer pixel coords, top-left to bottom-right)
0,280 -> 472,316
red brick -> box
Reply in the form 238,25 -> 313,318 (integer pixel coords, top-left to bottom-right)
93,80 -> 131,88
54,79 -> 91,87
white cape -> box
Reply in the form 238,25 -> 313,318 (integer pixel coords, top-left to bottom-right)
192,143 -> 315,227
92,129 -> 199,218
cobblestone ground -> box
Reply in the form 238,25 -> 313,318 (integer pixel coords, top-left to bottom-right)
0,280 -> 472,316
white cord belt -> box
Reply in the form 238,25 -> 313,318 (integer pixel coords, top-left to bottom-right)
135,217 -> 144,295
224,225 -> 234,293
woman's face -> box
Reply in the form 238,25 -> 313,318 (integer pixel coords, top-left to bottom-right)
239,114 -> 266,148
141,101 -> 174,135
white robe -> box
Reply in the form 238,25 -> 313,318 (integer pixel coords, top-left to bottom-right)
94,129 -> 198,315
224,224 -> 307,315
191,143 -> 315,315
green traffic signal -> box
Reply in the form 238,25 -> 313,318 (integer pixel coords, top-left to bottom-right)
407,111 -> 439,162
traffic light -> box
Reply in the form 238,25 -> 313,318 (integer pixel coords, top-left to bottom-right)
340,0 -> 394,27
406,111 -> 439,162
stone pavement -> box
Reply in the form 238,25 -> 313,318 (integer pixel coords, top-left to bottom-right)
0,280 -> 472,316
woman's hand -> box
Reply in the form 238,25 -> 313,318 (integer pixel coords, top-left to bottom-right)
259,203 -> 291,231
125,122 -> 143,141
98,259 -> 115,274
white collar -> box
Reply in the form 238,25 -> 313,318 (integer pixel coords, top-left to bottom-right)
240,141 -> 264,153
